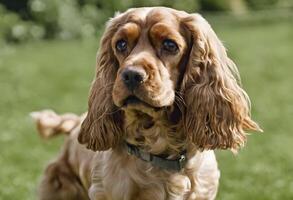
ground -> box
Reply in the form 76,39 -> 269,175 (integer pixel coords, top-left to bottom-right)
0,18 -> 292,200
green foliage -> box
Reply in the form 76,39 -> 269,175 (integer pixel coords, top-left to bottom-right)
172,0 -> 200,13
0,0 -> 31,19
245,0 -> 279,9
29,0 -> 102,39
0,5 -> 45,43
199,0 -> 232,11
29,0 -> 59,38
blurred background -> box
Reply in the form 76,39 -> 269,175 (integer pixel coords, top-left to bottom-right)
0,0 -> 292,199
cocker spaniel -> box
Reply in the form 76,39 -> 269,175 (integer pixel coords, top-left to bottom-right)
33,7 -> 261,200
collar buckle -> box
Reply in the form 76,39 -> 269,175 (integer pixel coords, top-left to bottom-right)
178,154 -> 187,169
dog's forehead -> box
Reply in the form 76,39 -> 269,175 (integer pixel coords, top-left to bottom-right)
124,7 -> 181,27
146,8 -> 178,24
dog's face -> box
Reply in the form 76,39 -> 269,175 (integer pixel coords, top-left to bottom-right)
78,7 -> 261,152
112,8 -> 189,110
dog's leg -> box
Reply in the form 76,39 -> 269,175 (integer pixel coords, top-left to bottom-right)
38,160 -> 89,200
166,174 -> 191,200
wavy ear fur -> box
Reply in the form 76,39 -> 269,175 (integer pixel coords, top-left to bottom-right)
78,14 -> 126,151
181,14 -> 261,151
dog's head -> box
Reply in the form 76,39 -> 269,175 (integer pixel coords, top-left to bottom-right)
78,7 -> 261,152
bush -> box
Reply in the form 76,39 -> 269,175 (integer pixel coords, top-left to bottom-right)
245,0 -> 279,9
29,0 -> 59,38
199,0 -> 231,11
29,0 -> 109,39
198,0 -> 248,13
0,5 -> 45,43
0,0 -> 31,19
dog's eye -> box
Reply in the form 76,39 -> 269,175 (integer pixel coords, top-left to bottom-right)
116,39 -> 127,52
162,39 -> 178,53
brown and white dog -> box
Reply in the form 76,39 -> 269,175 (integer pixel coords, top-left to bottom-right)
33,7 -> 261,200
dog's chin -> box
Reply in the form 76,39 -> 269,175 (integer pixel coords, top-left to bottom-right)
120,96 -> 165,116
122,96 -> 158,109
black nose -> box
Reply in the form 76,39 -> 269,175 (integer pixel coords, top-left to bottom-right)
121,68 -> 146,91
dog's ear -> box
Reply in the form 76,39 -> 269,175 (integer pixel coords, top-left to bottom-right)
180,14 -> 261,151
78,14 -> 126,151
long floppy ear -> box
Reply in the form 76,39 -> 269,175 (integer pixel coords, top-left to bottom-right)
78,14 -> 126,151
181,14 -> 261,151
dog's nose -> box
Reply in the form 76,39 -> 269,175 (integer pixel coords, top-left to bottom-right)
121,68 -> 146,91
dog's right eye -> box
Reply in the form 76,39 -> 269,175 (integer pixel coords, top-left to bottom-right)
116,39 -> 127,52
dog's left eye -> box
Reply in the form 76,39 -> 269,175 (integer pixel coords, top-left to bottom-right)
116,39 -> 127,52
162,39 -> 178,53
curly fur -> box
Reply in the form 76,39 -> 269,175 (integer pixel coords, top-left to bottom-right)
35,7 -> 261,200
180,14 -> 260,150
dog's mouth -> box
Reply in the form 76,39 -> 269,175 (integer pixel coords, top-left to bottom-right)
122,95 -> 163,112
123,96 -> 142,106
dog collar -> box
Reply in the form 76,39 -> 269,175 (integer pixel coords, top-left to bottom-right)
126,142 -> 187,171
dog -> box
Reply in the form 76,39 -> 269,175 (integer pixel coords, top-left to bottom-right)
33,7 -> 261,200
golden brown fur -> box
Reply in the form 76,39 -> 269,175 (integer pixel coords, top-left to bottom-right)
35,7 -> 261,200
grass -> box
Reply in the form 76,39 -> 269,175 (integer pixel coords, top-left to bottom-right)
0,19 -> 292,200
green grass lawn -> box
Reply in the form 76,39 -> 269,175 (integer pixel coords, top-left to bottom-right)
0,19 -> 292,200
